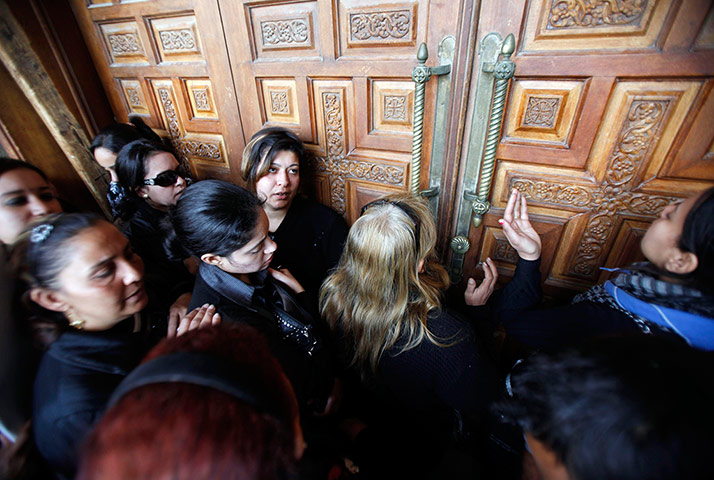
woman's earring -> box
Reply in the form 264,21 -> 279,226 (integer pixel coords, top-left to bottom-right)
142,194 -> 149,199
66,311 -> 85,330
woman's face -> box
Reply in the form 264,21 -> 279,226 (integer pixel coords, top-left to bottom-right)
255,150 -> 300,214
640,192 -> 700,270
94,147 -> 119,182
215,209 -> 277,281
138,152 -> 186,210
0,168 -> 62,244
46,222 -> 148,330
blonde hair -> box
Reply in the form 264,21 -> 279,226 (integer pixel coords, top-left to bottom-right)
319,193 -> 450,381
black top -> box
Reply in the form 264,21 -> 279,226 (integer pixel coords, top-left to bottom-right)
32,318 -> 154,479
346,258 -> 543,478
189,263 -> 335,410
122,201 -> 194,318
270,196 -> 348,305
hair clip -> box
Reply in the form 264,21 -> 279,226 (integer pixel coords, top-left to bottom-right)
30,224 -> 54,244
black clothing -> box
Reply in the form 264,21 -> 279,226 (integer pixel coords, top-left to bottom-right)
346,258 -> 543,478
270,196 -> 348,304
32,318 -> 154,480
122,201 -> 194,319
189,263 -> 334,410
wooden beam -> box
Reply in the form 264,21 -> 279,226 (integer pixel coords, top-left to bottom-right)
0,0 -> 110,217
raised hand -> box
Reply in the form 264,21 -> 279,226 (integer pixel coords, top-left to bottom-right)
499,189 -> 541,261
464,257 -> 498,306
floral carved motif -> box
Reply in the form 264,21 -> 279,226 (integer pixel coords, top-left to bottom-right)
571,98 -> 671,276
350,10 -> 411,40
192,89 -> 210,111
312,91 -> 405,214
261,20 -> 309,45
108,33 -> 141,54
384,95 -> 407,121
270,91 -> 289,114
549,0 -> 648,29
523,97 -> 561,128
159,29 -> 197,51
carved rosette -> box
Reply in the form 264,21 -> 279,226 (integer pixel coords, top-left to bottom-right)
494,239 -> 519,264
523,97 -> 561,128
384,95 -> 407,121
549,0 -> 648,29
350,11 -> 411,40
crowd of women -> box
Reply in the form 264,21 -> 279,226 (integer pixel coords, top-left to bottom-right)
0,118 -> 713,480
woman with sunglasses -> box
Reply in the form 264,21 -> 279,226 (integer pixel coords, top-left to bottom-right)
89,115 -> 163,220
319,191 -> 542,477
115,139 -> 194,334
241,127 -> 348,306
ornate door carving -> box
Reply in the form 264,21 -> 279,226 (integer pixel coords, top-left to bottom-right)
462,0 -> 714,298
70,0 -> 244,181
218,0 -> 462,223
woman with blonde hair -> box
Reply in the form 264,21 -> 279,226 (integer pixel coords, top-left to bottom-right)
320,190 -> 542,477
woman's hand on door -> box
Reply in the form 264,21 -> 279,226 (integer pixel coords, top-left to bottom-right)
499,189 -> 541,261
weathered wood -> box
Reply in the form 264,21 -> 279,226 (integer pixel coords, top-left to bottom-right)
0,0 -> 110,217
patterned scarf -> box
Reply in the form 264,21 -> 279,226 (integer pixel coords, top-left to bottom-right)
573,262 -> 714,333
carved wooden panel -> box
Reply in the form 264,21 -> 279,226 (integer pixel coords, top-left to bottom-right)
523,0 -> 671,51
261,78 -> 300,125
465,0 -> 714,298
372,80 -> 414,134
184,79 -> 218,120
99,20 -> 149,65
503,79 -> 585,148
221,0 -> 459,224
119,78 -> 149,115
337,0 -> 424,58
149,15 -> 204,63
247,1 -> 320,60
71,0 -> 244,181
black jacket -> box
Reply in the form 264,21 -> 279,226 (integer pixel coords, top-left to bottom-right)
32,318 -> 154,479
122,201 -> 194,317
270,196 -> 348,305
189,263 -> 335,410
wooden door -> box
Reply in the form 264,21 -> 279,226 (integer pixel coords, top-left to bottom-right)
459,0 -> 714,299
218,0 -> 463,223
70,0 -> 244,181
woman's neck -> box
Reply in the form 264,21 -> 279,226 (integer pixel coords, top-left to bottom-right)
264,206 -> 288,233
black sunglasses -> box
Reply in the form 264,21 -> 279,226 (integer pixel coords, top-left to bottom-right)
360,199 -> 421,254
143,169 -> 184,187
